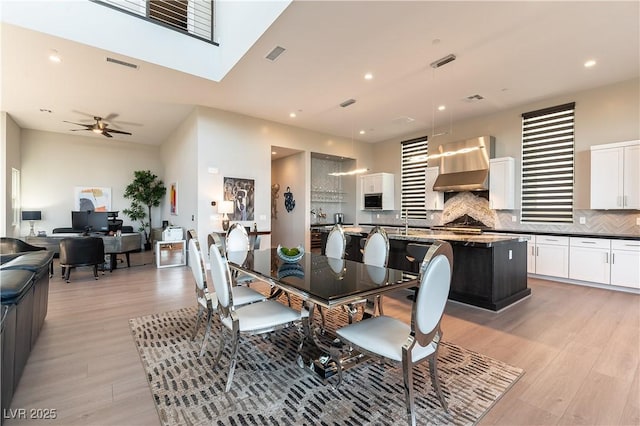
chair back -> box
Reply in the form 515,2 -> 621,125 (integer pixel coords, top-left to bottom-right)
188,239 -> 207,291
207,232 -> 225,257
59,237 -> 104,266
225,223 -> 250,265
363,226 -> 389,267
412,240 -> 453,347
209,243 -> 233,311
325,224 -> 346,259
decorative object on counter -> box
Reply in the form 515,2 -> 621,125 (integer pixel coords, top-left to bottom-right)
271,183 -> 280,219
218,200 -> 234,231
123,170 -> 166,249
284,186 -> 295,212
223,177 -> 255,221
21,210 -> 42,237
277,244 -> 304,263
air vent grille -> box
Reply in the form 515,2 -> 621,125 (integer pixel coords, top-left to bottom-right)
465,94 -> 485,102
106,57 -> 139,70
265,46 -> 286,61
340,99 -> 356,108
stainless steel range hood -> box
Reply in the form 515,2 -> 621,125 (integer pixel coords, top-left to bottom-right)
432,136 -> 495,192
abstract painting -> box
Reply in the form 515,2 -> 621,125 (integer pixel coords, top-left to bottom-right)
223,177 -> 255,221
74,187 -> 111,211
170,182 -> 178,215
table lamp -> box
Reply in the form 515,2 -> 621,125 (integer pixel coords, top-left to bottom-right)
219,201 -> 234,231
22,210 -> 42,237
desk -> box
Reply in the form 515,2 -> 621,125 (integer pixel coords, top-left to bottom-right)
228,248 -> 418,378
25,233 -> 141,270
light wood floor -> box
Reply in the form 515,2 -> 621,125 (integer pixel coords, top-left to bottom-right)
5,251 -> 639,425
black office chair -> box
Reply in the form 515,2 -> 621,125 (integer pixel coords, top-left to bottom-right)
59,237 -> 105,283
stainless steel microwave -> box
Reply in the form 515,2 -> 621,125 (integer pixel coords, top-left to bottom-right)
364,193 -> 383,210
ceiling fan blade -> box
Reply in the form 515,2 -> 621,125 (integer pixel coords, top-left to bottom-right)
64,120 -> 93,129
69,128 -> 91,132
103,113 -> 119,122
105,129 -> 132,135
102,131 -> 113,138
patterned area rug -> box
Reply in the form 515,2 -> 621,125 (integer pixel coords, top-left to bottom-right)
130,306 -> 523,426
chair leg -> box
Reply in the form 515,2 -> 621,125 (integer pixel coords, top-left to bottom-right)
225,330 -> 240,392
192,305 -> 205,341
199,310 -> 213,357
212,327 -> 226,368
402,354 -> 416,426
376,295 -> 384,316
125,253 -> 131,267
429,354 -> 448,413
64,267 -> 71,283
93,265 -> 99,280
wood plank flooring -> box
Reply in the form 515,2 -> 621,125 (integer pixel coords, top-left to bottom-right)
4,251 -> 639,425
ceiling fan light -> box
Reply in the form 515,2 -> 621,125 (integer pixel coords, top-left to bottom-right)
92,128 -> 102,134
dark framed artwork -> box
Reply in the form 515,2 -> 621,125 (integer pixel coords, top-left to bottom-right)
223,177 -> 255,221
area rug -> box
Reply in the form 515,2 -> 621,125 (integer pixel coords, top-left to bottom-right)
130,306 -> 523,426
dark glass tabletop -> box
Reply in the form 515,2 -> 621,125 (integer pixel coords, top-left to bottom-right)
227,248 -> 417,308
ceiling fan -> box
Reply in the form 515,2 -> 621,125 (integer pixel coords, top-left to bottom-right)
64,116 -> 132,138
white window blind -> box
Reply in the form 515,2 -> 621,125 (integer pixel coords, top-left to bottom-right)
401,136 -> 428,219
521,102 -> 575,223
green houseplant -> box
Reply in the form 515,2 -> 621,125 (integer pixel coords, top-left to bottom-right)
123,170 -> 166,249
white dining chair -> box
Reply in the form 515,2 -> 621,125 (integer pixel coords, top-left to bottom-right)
208,243 -> 302,392
325,224 -> 346,259
189,238 -> 265,356
362,226 -> 390,316
225,223 -> 259,286
334,240 -> 453,426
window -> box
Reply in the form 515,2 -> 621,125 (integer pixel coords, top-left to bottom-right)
11,168 -> 20,226
401,136 -> 428,219
521,102 -> 575,223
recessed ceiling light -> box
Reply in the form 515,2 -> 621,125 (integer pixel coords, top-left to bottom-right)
359,130 -> 366,135
438,105 -> 446,111
48,50 -> 61,63
584,59 -> 597,68
289,112 -> 296,118
364,73 -> 373,80
272,151 -> 277,155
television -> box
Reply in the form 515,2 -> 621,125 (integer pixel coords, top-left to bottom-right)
71,211 -> 89,231
87,211 -> 109,232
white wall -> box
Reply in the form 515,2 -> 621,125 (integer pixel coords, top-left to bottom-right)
19,129 -> 162,236
272,153 -> 306,248
2,113 -> 22,237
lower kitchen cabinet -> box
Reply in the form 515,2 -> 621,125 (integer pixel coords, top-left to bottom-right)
569,237 -> 610,284
610,240 -> 640,289
532,236 -> 569,278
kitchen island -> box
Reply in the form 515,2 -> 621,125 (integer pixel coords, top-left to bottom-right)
316,226 -> 530,311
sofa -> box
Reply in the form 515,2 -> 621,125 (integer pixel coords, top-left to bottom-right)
0,241 -> 54,417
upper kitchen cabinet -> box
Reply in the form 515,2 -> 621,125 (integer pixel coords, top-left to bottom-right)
361,173 -> 394,210
425,167 -> 444,210
591,140 -> 640,210
489,157 -> 515,210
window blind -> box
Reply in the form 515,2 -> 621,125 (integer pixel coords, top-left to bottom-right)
521,102 -> 575,223
401,136 -> 428,219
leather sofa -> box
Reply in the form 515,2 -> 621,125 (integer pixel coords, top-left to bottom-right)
0,244 -> 54,417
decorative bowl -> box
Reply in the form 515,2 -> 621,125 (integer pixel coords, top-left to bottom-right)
277,244 -> 305,263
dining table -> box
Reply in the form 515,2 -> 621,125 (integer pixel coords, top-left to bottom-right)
227,248 -> 420,378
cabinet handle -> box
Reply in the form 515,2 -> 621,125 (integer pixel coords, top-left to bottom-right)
605,252 -> 609,264
582,241 -> 596,244
623,195 -> 628,207
536,247 -> 539,256
612,253 -> 615,264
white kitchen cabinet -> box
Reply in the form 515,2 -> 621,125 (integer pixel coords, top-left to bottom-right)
533,235 -> 569,278
525,235 -> 536,274
610,240 -> 640,289
361,173 -> 394,210
569,237 -> 611,284
489,157 -> 515,210
591,140 -> 640,209
425,167 -> 444,211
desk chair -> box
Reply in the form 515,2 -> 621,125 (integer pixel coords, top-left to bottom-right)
59,237 -> 105,283
335,240 -> 453,426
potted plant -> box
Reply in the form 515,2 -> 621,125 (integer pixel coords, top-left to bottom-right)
123,170 -> 166,249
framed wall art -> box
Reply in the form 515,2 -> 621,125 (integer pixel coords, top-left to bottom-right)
74,187 -> 111,211
170,182 -> 178,215
223,177 -> 255,221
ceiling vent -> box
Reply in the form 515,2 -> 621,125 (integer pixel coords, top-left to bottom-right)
340,99 -> 356,108
106,57 -> 139,70
391,116 -> 416,125
265,46 -> 286,61
430,53 -> 456,68
465,94 -> 485,102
